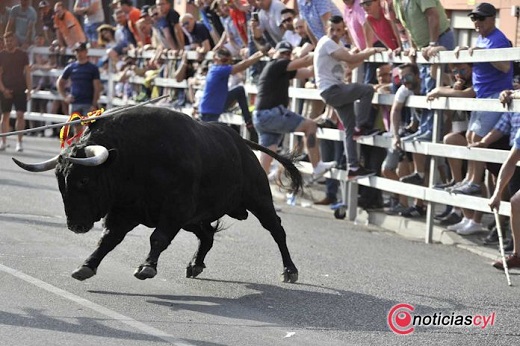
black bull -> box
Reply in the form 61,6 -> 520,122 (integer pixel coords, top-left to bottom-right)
13,106 -> 303,283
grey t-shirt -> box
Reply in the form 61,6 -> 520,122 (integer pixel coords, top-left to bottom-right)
314,36 -> 345,92
8,5 -> 36,44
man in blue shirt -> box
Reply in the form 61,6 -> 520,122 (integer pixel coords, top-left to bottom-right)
453,2 -> 512,196
57,42 -> 101,136
199,47 -> 264,141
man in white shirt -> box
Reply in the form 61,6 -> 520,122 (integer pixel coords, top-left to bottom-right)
314,15 -> 385,179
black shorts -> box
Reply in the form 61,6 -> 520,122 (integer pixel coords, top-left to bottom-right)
0,90 -> 27,113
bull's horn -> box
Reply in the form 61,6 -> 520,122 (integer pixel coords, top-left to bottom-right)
67,145 -> 109,166
12,155 -> 60,172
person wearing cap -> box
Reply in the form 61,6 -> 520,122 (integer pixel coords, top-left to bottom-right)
73,0 -> 105,48
253,40 -> 336,178
0,31 -> 31,152
38,0 -> 55,44
53,1 -> 86,49
198,48 -> 265,142
451,2 -> 513,198
314,15 -> 386,179
135,5 -> 152,46
56,41 -> 101,136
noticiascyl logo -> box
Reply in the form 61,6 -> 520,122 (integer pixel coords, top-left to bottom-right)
387,303 -> 415,335
387,303 -> 497,335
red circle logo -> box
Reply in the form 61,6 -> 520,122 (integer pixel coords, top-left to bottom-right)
387,303 -> 415,335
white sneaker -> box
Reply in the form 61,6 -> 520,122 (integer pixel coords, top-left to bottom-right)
457,221 -> 483,235
0,142 -> 6,151
313,160 -> 337,176
447,217 -> 470,231
15,142 -> 23,152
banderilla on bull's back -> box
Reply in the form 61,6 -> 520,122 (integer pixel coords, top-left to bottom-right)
0,95 -> 171,138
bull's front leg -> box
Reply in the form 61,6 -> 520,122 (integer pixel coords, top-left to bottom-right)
134,226 -> 181,280
72,216 -> 137,281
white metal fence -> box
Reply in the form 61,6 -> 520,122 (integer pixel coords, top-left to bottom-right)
22,46 -> 520,243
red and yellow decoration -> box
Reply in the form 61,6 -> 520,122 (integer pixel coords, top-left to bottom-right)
60,108 -> 105,148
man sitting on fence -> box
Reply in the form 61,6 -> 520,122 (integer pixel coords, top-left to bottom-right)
253,41 -> 336,177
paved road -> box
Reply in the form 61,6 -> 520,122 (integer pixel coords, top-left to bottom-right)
0,136 -> 519,346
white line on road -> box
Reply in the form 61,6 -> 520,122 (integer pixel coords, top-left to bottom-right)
0,263 -> 194,346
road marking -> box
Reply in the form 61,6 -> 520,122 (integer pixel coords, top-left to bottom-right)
0,263 -> 194,346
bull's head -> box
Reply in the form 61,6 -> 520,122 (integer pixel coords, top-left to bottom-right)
13,145 -> 113,234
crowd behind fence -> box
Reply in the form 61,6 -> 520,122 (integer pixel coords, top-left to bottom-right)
15,45 -> 520,244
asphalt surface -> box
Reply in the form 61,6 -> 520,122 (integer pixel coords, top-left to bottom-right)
0,135 -> 519,346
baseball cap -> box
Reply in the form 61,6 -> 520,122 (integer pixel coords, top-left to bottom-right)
72,42 -> 88,51
275,41 -> 293,53
468,2 -> 496,17
140,5 -> 150,17
38,0 -> 49,8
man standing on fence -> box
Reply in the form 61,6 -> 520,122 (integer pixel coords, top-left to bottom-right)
314,15 -> 385,179
253,41 -> 336,177
56,42 -> 101,136
0,32 -> 31,152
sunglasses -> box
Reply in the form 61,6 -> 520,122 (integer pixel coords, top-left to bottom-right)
360,0 -> 374,7
452,68 -> 467,75
281,17 -> 293,24
470,15 -> 487,22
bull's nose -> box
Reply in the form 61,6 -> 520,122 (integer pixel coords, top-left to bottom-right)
68,223 -> 93,234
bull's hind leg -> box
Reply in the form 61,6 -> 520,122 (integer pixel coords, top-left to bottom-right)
184,223 -> 215,278
134,226 -> 181,280
248,200 -> 298,283
72,216 -> 138,281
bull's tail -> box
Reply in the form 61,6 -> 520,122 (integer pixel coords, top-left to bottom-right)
245,139 -> 303,195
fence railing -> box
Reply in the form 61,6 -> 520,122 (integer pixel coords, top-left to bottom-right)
22,45 -> 520,244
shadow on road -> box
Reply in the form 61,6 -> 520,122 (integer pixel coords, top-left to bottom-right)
88,279 -> 459,333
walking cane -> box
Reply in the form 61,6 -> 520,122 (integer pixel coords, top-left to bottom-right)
493,209 -> 512,286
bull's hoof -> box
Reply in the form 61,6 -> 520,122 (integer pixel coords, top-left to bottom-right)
134,265 -> 157,280
186,264 -> 205,278
71,266 -> 96,281
281,269 -> 298,283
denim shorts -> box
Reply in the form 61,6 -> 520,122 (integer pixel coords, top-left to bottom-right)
253,105 -> 304,147
468,92 -> 503,138
85,22 -> 102,43
70,103 -> 93,117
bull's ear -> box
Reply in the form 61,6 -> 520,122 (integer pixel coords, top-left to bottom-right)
105,149 -> 118,167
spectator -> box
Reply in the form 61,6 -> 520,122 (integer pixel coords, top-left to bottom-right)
6,0 -> 37,49
155,0 -> 184,51
295,0 -> 341,40
360,0 -> 401,52
56,41 -> 101,137
198,47 -> 264,141
212,1 -> 246,58
38,0 -> 54,44
117,0 -> 141,45
314,15 -> 385,179
251,0 -> 286,47
453,3 -> 512,197
279,8 -> 300,47
96,23 -> 116,48
109,8 -> 136,63
0,31 -> 31,152
389,63 -> 431,217
489,126 -> 520,269
427,63 -> 486,235
73,0 -> 105,48
179,13 -> 212,53
194,0 -> 224,45
0,5 -> 10,38
253,40 -> 336,177
292,17 -> 314,58
135,5 -> 152,47
53,1 -> 86,49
